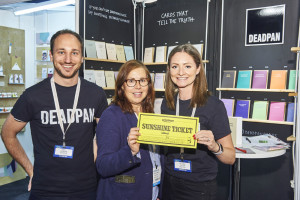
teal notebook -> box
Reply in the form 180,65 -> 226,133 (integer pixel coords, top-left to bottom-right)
124,46 -> 134,61
288,70 -> 296,90
85,40 -> 97,58
236,70 -> 252,88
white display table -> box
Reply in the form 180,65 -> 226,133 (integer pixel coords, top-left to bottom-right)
236,147 -> 286,159
232,146 -> 286,200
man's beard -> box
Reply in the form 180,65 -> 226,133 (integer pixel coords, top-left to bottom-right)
54,64 -> 79,79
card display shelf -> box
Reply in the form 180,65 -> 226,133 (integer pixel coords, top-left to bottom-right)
84,57 -> 126,64
144,60 -> 209,65
8,83 -> 24,85
291,47 -> 300,53
36,60 -> 52,62
144,63 -> 167,92
103,87 -> 115,90
85,54 -> 204,97
0,97 -> 18,99
218,67 -> 297,127
216,88 -> 295,93
144,62 -> 167,65
84,58 -> 124,92
218,88 -> 296,124
287,135 -> 296,141
242,118 -> 293,125
103,87 -> 165,92
83,59 -> 173,93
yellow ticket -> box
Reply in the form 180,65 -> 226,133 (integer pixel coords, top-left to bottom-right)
137,113 -> 198,149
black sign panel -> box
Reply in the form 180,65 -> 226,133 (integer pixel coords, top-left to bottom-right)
85,0 -> 134,45
245,5 -> 285,46
144,0 -> 207,47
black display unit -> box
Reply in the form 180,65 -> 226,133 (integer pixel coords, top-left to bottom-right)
81,0 -> 134,99
79,0 -> 299,199
218,1 -> 299,199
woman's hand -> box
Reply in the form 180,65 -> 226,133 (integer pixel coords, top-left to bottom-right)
194,130 -> 219,153
127,127 -> 141,156
194,130 -> 236,164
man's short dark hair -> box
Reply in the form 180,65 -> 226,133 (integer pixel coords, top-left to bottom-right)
50,29 -> 83,54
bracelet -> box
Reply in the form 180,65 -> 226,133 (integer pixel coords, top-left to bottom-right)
212,142 -> 223,155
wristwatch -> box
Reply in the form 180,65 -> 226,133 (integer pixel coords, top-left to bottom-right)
213,142 -> 223,155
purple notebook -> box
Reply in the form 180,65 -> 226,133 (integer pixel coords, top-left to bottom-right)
252,70 -> 268,89
235,100 -> 250,118
221,99 -> 235,117
286,102 -> 295,122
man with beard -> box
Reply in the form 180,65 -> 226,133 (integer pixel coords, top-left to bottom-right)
1,29 -> 108,200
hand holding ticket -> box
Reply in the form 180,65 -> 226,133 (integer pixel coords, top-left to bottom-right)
137,113 -> 199,148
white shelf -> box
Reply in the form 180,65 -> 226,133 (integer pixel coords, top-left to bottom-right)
103,87 -> 165,92
0,97 -> 18,99
287,135 -> 296,141
242,118 -> 293,125
103,87 -> 115,90
144,60 -> 209,65
144,62 -> 167,65
36,60 -> 52,61
216,88 -> 295,93
8,83 -> 24,85
84,57 -> 126,63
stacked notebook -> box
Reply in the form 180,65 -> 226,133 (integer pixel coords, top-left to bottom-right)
84,70 -> 166,91
221,69 -> 293,90
220,98 -> 293,122
85,40 -> 134,61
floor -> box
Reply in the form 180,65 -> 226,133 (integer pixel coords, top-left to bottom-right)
0,177 -> 30,200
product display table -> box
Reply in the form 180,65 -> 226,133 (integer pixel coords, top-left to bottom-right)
232,146 -> 286,200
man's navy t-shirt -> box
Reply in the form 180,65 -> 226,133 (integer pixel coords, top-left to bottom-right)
11,77 -> 107,197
